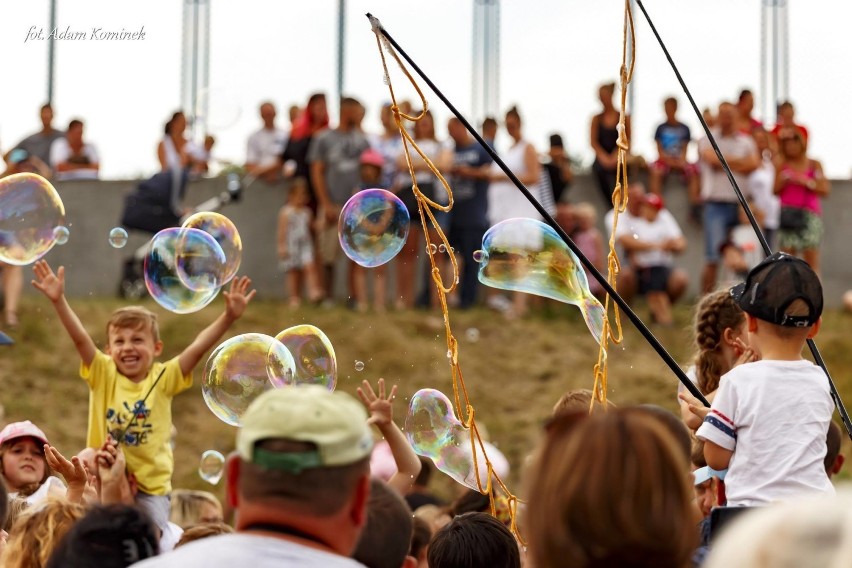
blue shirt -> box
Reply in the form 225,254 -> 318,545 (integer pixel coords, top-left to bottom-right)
654,121 -> 691,158
451,142 -> 492,229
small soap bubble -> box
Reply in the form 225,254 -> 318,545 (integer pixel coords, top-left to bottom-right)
338,189 -> 410,267
108,227 -> 128,248
181,212 -> 243,285
355,360 -> 365,372
632,233 -> 638,240
438,244 -> 446,253
273,325 -> 337,391
465,328 -> 480,342
472,250 -> 485,263
201,333 -> 296,426
446,349 -> 452,359
0,173 -> 66,265
198,450 -> 225,485
428,243 -> 437,255
53,226 -> 69,245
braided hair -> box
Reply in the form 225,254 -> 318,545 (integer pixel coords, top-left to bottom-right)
692,290 -> 745,394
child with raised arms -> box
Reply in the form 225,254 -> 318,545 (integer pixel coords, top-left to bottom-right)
32,260 -> 255,531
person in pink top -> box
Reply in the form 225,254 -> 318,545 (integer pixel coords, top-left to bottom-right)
773,128 -> 830,273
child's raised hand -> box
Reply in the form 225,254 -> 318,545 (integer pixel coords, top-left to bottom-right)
678,392 -> 711,423
357,378 -> 398,428
31,260 -> 65,302
44,444 -> 88,488
223,276 -> 256,320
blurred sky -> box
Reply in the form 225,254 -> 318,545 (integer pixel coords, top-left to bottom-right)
1,0 -> 849,179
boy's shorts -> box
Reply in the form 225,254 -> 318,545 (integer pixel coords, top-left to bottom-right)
136,491 -> 171,531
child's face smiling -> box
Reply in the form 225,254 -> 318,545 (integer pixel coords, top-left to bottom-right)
107,325 -> 163,382
2,438 -> 46,490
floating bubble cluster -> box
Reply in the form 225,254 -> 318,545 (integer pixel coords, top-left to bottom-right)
0,173 -> 66,265
144,228 -> 221,314
198,450 -> 225,485
405,388 -> 491,491
202,333 -> 296,426
174,227 -> 228,292
476,218 -> 606,344
273,325 -> 337,391
181,212 -> 242,285
338,189 -> 409,268
108,227 -> 128,248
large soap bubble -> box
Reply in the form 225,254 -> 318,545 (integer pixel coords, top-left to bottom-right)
338,189 -> 409,268
273,325 -> 337,391
174,227 -> 228,292
0,173 -> 66,265
202,333 -> 296,426
477,218 -> 606,344
143,228 -> 220,314
405,388 -> 493,491
181,212 -> 242,284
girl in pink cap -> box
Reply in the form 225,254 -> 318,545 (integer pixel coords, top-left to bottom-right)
0,421 -> 65,504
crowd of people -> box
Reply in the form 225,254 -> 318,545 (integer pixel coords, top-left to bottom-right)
0,249 -> 843,566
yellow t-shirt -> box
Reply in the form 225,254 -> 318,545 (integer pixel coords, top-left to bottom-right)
80,351 -> 192,495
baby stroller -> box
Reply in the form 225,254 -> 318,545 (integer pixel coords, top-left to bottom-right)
117,169 -> 245,299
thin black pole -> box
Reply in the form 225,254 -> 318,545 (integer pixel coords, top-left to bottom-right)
366,14 -> 710,407
633,0 -> 852,440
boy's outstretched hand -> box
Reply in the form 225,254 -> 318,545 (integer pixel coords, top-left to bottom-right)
223,276 -> 256,321
32,260 -> 65,302
357,378 -> 398,427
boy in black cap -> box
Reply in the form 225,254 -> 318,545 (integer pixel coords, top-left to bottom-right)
695,252 -> 834,506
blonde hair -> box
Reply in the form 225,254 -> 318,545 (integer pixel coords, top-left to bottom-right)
107,306 -> 160,343
3,499 -> 85,568
692,290 -> 745,394
175,522 -> 234,548
525,409 -> 696,568
552,388 -> 615,418
169,489 -> 223,529
572,202 -> 597,224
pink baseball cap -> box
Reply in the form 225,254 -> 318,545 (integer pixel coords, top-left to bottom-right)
360,148 -> 385,169
0,421 -> 49,447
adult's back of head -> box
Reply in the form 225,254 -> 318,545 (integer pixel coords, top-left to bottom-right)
229,385 -> 375,554
525,408 -> 695,568
45,504 -> 158,568
705,489 -> 852,568
352,479 -> 415,568
427,512 -> 520,568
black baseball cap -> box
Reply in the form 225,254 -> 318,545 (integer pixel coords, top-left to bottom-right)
730,252 -> 822,328
549,134 -> 564,148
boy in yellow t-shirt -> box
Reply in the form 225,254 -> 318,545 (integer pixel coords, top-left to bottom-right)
32,259 -> 255,531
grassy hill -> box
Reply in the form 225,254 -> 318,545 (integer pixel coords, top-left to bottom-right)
2,294 -> 851,502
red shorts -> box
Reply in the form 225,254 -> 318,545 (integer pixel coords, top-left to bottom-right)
651,159 -> 699,178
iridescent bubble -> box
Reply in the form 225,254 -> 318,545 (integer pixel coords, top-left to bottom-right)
202,333 -> 296,426
478,218 -> 606,345
338,189 -> 409,268
472,250 -> 484,263
428,243 -> 437,255
198,450 -> 225,485
144,228 -> 220,314
53,226 -> 69,245
404,388 -> 491,490
273,325 -> 337,391
174,227 -> 228,292
181,212 -> 242,284
0,173 -> 66,265
438,244 -> 446,253
355,360 -> 365,372
108,227 -> 128,248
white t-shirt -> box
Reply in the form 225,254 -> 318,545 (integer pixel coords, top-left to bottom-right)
696,359 -> 834,506
132,533 -> 366,567
698,129 -> 756,203
630,212 -> 683,268
50,138 -> 100,180
246,127 -> 288,168
749,158 -> 781,230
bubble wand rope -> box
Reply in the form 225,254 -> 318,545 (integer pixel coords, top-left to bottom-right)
371,19 -> 519,539
366,12 -> 710,408
633,0 -> 852,440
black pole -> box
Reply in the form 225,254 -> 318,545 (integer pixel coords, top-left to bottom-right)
633,0 -> 852,440
366,14 -> 710,407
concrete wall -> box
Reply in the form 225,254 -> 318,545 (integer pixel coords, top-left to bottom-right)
25,174 -> 852,307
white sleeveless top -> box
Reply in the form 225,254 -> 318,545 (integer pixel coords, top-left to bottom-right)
488,139 -> 544,225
